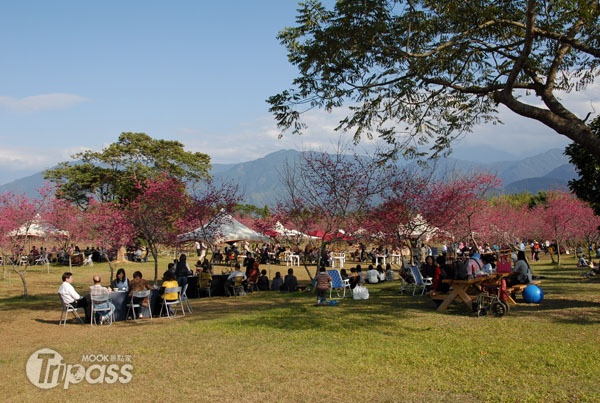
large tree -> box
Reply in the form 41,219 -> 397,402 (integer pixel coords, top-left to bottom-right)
269,1 -> 600,160
44,132 -> 211,208
566,116 -> 600,214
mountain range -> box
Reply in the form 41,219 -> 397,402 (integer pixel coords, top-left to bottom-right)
0,148 -> 577,207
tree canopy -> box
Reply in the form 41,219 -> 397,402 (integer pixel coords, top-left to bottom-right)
566,116 -> 600,214
269,0 -> 600,160
44,132 -> 211,207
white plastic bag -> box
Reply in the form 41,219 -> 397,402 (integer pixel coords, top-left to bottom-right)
353,285 -> 369,300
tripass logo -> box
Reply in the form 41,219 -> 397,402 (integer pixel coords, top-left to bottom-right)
26,348 -> 133,389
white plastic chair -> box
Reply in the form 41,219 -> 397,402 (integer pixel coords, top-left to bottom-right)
82,255 -> 94,266
35,254 -> 49,265
160,287 -> 184,318
409,266 -> 433,296
58,294 -> 84,326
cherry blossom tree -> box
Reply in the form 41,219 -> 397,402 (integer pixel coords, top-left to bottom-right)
45,196 -> 90,268
533,191 -> 585,265
85,199 -> 136,282
0,192 -> 48,297
126,174 -> 191,284
277,146 -> 394,278
367,170 -> 500,262
473,197 -> 534,251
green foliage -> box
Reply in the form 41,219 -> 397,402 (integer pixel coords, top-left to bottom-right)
566,117 -> 600,214
44,132 -> 211,207
234,203 -> 271,218
270,0 -> 600,160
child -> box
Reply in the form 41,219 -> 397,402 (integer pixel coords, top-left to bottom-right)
314,266 -> 332,305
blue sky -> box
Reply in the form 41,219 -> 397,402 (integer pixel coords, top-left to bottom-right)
0,1 -> 597,186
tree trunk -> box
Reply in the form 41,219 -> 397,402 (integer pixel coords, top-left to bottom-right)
12,266 -> 28,298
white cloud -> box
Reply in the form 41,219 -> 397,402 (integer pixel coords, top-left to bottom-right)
0,93 -> 89,113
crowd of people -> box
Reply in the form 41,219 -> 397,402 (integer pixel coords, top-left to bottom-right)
57,236 -> 556,324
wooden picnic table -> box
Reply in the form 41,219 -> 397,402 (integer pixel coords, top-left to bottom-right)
435,277 -> 490,313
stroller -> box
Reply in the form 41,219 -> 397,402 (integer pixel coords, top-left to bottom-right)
472,277 -> 510,317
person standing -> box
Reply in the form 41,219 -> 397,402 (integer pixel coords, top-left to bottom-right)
195,241 -> 201,257
175,254 -> 192,289
314,266 -> 332,305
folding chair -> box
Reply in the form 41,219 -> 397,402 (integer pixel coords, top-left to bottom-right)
126,290 -> 152,321
58,293 -> 84,326
327,269 -> 351,298
228,276 -> 245,297
198,276 -> 212,298
160,287 -> 184,318
91,295 -> 114,326
180,283 -> 193,314
409,266 -> 433,296
82,255 -> 94,266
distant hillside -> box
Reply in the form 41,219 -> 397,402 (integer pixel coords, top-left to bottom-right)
0,148 -> 578,206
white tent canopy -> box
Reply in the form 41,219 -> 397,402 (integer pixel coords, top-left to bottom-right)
179,215 -> 270,244
8,214 -> 67,238
273,221 -> 308,238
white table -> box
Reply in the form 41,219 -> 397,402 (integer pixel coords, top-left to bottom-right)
375,254 -> 387,266
331,252 -> 346,269
284,252 -> 300,266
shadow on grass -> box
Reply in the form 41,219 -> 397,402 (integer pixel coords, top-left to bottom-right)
4,276 -> 600,329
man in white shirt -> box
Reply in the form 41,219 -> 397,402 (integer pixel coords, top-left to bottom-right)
365,265 -> 379,284
225,263 -> 247,296
58,272 -> 89,323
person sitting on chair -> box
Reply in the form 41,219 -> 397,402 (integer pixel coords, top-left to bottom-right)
89,275 -> 115,325
58,272 -> 90,323
128,271 -> 152,318
225,263 -> 246,296
111,268 -> 130,291
159,271 -> 179,315
198,265 -> 213,296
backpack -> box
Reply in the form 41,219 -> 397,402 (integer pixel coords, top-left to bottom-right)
454,258 -> 481,280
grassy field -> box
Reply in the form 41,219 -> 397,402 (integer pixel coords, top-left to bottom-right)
1,253 -> 599,402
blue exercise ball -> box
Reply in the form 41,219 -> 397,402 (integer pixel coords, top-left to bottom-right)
522,284 -> 544,303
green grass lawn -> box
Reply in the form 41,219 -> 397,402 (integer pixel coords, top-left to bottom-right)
1,254 -> 599,402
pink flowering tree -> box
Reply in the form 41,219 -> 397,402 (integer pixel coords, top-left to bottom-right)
85,199 -> 136,282
276,147 -> 393,278
533,191 -> 585,265
45,196 -> 91,268
570,202 -> 600,260
0,192 -> 49,297
474,198 -> 534,250
367,170 -> 500,262
126,174 -> 191,284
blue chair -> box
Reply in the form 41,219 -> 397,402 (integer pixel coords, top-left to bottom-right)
409,266 -> 433,296
327,269 -> 351,298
